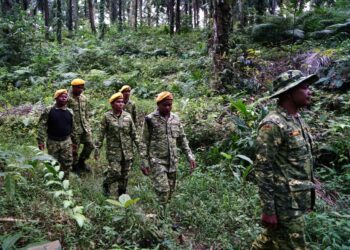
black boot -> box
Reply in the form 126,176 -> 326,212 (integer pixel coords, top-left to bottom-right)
78,158 -> 91,173
103,183 -> 110,197
118,187 -> 126,196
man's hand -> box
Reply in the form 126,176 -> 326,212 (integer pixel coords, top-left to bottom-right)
38,144 -> 45,151
189,160 -> 196,174
141,166 -> 151,176
261,213 -> 278,229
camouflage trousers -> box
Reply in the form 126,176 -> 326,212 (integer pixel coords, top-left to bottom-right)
150,158 -> 177,205
47,137 -> 73,179
73,130 -> 94,165
251,215 -> 307,250
103,158 -> 132,193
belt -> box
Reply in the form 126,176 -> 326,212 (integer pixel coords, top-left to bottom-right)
48,135 -> 70,141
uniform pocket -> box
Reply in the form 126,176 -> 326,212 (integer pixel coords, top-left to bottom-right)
289,180 -> 314,209
171,124 -> 180,138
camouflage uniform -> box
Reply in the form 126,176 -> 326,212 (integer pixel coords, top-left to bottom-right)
95,110 -> 139,195
37,105 -> 76,178
67,91 -> 94,166
124,100 -> 137,126
252,106 -> 315,250
140,110 -> 195,204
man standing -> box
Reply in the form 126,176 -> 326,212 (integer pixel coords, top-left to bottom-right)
95,92 -> 139,197
252,70 -> 318,249
119,85 -> 137,125
140,91 -> 196,206
37,89 -> 76,178
68,78 -> 94,173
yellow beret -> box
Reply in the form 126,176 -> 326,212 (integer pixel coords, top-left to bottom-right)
54,89 -> 68,99
119,85 -> 131,93
109,92 -> 123,103
156,91 -> 173,103
71,78 -> 85,86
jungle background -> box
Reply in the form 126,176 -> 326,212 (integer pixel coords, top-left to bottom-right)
1,0 -> 350,249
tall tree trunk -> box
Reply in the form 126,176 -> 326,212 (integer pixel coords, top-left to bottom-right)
43,0 -> 49,39
118,0 -> 122,29
211,0 -> 232,90
203,5 -> 208,27
184,0 -> 188,14
193,0 -> 199,27
146,0 -> 151,26
22,0 -> 28,10
188,0 -> 192,28
111,0 -> 117,23
73,0 -> 79,30
84,0 -> 87,17
57,0 -> 62,44
175,0 -> 180,32
139,0 -> 142,26
1,0 -> 13,14
155,1 -> 159,26
67,0 -> 73,36
88,0 -> 96,34
133,0 -> 137,30
99,0 -> 105,39
168,0 -> 174,35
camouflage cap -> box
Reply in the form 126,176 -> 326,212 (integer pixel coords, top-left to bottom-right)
270,70 -> 318,99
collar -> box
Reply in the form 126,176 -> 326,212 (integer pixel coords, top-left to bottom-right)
276,106 -> 301,121
154,110 -> 174,121
54,104 -> 68,110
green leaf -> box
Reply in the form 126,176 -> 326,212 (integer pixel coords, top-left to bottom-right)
242,165 -> 253,182
236,154 -> 253,165
106,199 -> 123,207
2,233 -> 22,250
58,171 -> 65,180
53,191 -> 65,198
63,200 -> 73,209
71,213 -> 86,228
72,206 -> 84,214
45,180 -> 62,187
119,194 -> 131,206
62,180 -> 69,190
4,174 -> 16,198
124,198 -> 140,208
220,152 -> 232,160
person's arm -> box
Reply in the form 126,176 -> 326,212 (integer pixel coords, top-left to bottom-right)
94,115 -> 107,159
37,107 -> 49,150
139,117 -> 151,175
130,119 -> 140,152
132,102 -> 137,127
255,122 -> 282,227
177,123 -> 196,172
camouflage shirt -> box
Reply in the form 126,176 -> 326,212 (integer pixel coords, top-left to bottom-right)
140,110 -> 195,172
124,99 -> 137,125
37,105 -> 77,144
255,107 -> 315,217
95,110 -> 139,161
67,92 -> 91,134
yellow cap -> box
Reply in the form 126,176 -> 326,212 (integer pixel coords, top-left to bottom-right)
119,85 -> 131,93
71,78 -> 85,86
109,92 -> 123,103
54,89 -> 68,99
156,91 -> 173,103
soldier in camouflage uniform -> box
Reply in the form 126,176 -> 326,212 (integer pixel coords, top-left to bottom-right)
120,85 -> 137,126
140,91 -> 196,205
37,89 -> 76,178
252,70 -> 318,250
95,92 -> 139,197
67,78 -> 94,173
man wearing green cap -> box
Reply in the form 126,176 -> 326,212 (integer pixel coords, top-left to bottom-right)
252,70 -> 318,249
68,78 -> 94,174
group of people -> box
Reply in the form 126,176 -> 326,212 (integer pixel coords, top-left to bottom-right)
37,69 -> 318,249
37,79 -> 196,207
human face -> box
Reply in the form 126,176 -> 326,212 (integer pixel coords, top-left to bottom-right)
111,98 -> 125,113
122,89 -> 130,102
72,85 -> 85,96
157,99 -> 173,117
56,93 -> 68,107
289,82 -> 312,108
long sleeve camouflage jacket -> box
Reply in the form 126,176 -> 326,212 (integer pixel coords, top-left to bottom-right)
67,92 -> 92,134
123,100 -> 137,126
95,110 -> 139,161
255,107 -> 315,217
140,110 -> 195,172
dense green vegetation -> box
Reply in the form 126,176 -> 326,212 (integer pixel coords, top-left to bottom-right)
1,1 -> 350,249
